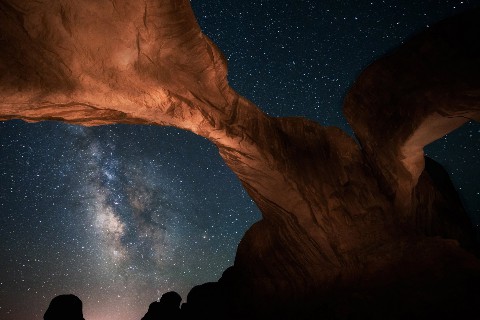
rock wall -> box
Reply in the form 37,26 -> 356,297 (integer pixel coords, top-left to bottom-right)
0,1 -> 479,318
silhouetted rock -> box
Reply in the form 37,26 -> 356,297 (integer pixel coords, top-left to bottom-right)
44,294 -> 84,320
159,291 -> 182,318
142,292 -> 182,320
142,301 -> 160,320
1,1 -> 480,319
182,283 -> 221,319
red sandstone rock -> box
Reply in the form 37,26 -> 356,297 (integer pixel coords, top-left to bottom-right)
0,1 -> 479,318
344,10 -> 480,212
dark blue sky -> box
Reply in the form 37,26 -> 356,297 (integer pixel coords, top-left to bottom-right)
0,1 -> 479,319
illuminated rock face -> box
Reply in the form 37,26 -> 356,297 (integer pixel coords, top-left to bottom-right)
0,1 -> 479,318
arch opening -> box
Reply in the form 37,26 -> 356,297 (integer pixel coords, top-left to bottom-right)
0,120 -> 261,320
423,121 -> 480,232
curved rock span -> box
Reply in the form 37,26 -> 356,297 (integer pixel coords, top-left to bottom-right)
1,1 -> 479,318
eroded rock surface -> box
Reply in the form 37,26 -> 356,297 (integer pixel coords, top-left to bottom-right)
0,1 -> 479,318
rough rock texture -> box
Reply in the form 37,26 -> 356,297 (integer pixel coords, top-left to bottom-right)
0,1 -> 479,318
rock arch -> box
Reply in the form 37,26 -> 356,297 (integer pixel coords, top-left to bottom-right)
1,1 -> 479,318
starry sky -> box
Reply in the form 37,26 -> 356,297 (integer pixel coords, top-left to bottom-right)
0,1 -> 479,319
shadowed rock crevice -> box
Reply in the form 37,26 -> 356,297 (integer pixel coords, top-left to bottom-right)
1,1 -> 479,318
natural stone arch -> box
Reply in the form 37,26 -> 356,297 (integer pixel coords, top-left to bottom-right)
1,1 -> 479,318
344,10 -> 480,214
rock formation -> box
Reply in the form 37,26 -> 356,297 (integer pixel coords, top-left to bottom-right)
0,1 -> 479,318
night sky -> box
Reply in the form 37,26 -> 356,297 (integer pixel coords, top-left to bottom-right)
1,1 -> 479,319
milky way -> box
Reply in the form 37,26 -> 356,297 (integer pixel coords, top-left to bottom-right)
0,124 -> 259,319
1,1 -> 479,319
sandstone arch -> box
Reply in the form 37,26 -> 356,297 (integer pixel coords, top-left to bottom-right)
1,1 -> 479,318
